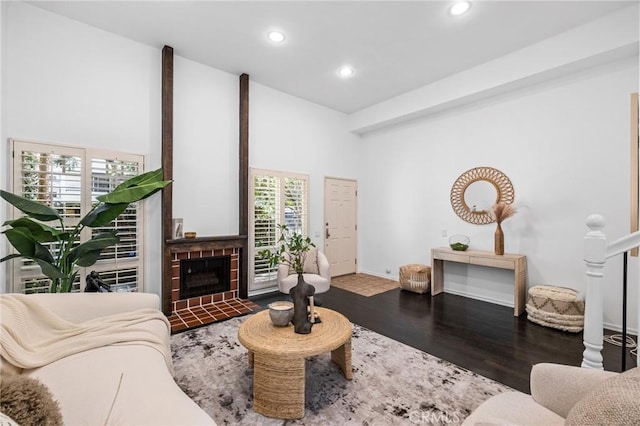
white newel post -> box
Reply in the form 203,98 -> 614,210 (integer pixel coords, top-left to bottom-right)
582,215 -> 607,369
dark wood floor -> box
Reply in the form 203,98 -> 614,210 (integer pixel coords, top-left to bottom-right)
252,285 -> 637,393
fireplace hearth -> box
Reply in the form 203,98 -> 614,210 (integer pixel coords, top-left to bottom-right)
180,255 -> 231,299
166,236 -> 260,333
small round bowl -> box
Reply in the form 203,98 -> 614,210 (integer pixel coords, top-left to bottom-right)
268,301 -> 294,326
184,232 -> 197,239
449,234 -> 470,251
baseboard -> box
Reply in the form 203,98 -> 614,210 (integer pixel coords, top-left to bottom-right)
603,321 -> 639,337
443,288 -> 513,309
358,270 -> 513,308
357,269 -> 398,281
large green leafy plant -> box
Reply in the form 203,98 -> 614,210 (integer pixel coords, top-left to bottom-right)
259,224 -> 315,275
0,168 -> 171,292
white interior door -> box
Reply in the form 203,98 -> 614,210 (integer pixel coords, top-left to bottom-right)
324,178 -> 357,277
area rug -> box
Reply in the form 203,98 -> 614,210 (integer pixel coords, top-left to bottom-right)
171,316 -> 513,425
330,273 -> 399,297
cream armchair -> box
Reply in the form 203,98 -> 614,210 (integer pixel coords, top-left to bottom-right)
277,249 -> 331,295
463,363 -> 639,425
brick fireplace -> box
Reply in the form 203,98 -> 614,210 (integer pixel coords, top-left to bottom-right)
166,236 -> 259,333
161,58 -> 253,331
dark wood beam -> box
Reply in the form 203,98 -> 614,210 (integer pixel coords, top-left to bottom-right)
161,45 -> 174,315
239,73 -> 249,299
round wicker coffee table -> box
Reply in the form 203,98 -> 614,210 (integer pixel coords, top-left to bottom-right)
237,307 -> 352,419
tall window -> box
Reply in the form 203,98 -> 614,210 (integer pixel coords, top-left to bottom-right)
250,168 -> 309,293
8,139 -> 145,293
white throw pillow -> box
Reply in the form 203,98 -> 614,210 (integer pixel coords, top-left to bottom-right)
288,248 -> 319,275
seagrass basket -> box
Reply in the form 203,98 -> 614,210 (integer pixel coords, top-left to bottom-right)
399,264 -> 431,294
526,285 -> 584,332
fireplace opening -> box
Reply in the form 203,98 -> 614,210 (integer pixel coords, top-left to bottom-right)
180,255 -> 231,299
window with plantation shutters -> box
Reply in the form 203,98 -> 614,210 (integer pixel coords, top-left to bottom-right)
8,140 -> 145,293
88,154 -> 142,292
249,169 -> 309,293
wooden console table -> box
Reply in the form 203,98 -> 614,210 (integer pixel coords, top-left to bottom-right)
431,248 -> 527,316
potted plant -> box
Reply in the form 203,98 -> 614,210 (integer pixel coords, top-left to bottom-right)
0,168 -> 171,292
258,224 -> 316,334
258,224 -> 315,275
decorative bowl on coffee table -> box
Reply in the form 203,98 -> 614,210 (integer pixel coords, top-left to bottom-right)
268,301 -> 294,326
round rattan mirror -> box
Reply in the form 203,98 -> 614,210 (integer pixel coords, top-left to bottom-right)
450,167 -> 515,224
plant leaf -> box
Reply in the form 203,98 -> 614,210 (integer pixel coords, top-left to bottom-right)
73,250 -> 105,267
33,242 -> 55,264
69,232 -> 120,267
96,181 -> 171,204
2,227 -> 36,257
96,169 -> 171,204
112,168 -> 164,192
3,218 -> 67,242
0,254 -> 65,281
35,259 -> 67,280
80,203 -> 129,228
0,253 -> 22,263
0,190 -> 61,222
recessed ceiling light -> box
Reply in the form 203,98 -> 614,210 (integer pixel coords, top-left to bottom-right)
267,31 -> 286,43
338,65 -> 355,78
449,1 -> 471,16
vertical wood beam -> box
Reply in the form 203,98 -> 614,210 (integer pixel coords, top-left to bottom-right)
239,73 -> 249,299
162,45 -> 174,315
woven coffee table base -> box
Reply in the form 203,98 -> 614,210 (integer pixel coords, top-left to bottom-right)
253,353 -> 306,419
331,340 -> 353,380
238,307 -> 353,419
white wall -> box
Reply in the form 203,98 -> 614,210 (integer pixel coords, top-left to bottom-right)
172,56 -> 239,236
1,2 -> 164,294
0,2 -> 358,297
171,56 -> 361,251
249,82 -> 360,247
358,56 -> 639,332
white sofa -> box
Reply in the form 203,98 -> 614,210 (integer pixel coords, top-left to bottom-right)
0,293 -> 215,426
463,363 -> 638,425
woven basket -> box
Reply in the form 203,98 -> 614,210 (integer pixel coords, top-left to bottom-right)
526,285 -> 585,332
399,264 -> 431,294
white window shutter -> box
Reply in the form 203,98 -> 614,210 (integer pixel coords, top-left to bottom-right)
249,169 -> 309,293
9,140 -> 145,293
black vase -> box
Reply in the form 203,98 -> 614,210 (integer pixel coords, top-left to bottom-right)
290,274 -> 315,334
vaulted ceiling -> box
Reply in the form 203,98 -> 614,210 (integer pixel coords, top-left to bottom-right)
30,1 -> 635,113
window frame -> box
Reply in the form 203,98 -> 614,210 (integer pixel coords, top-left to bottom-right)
7,139 -> 146,293
249,168 -> 309,294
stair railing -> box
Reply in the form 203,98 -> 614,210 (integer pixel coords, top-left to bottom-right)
583,214 -> 640,369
